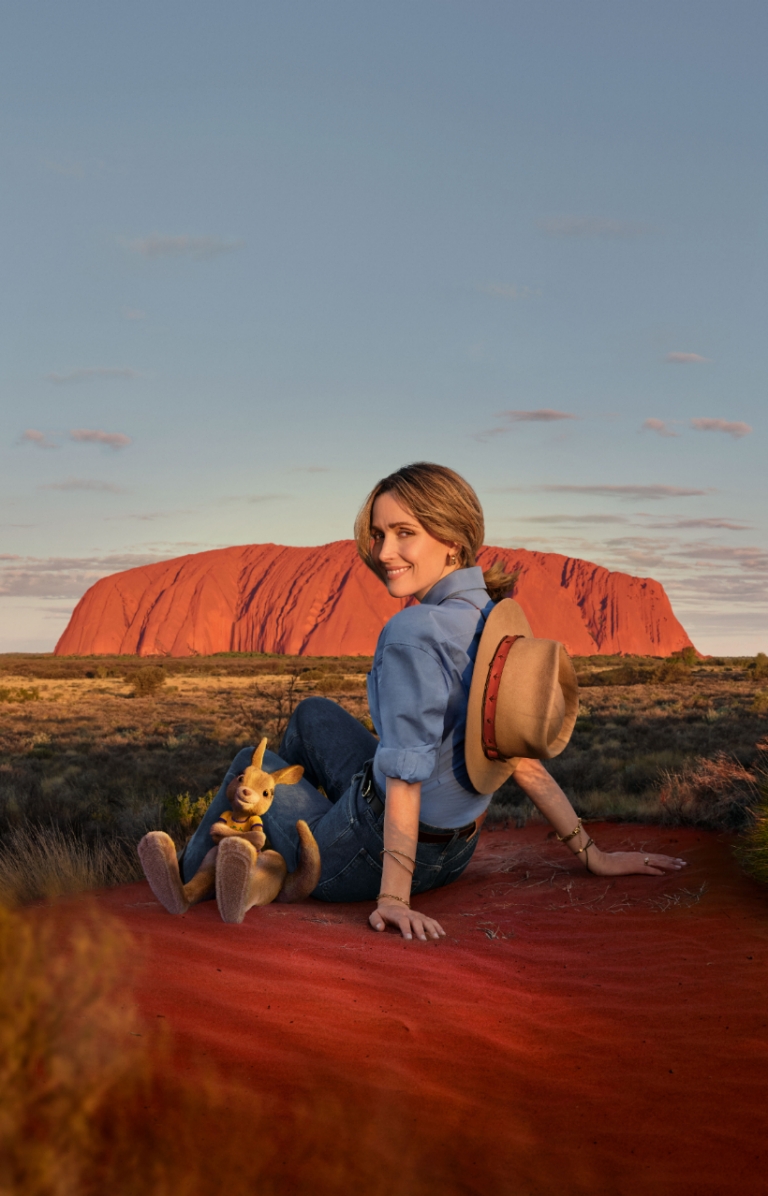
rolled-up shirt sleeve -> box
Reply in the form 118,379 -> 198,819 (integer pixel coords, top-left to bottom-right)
373,642 -> 450,783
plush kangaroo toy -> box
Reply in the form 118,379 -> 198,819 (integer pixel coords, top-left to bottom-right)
138,739 -> 321,924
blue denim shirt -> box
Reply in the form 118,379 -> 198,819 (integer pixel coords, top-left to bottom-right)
366,566 -> 495,828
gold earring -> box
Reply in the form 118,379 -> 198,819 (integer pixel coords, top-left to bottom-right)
448,554 -> 457,566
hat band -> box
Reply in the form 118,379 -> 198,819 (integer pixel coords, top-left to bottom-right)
481,634 -> 524,761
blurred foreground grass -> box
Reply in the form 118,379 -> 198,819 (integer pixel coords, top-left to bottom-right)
1,651 -> 767,904
1,900 -> 501,1196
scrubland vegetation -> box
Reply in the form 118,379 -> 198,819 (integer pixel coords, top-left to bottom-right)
1,650 -> 767,905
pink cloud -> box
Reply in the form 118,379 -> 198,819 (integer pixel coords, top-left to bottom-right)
690,418 -> 752,439
665,352 -> 711,364
642,418 -> 679,438
21,429 -> 57,449
70,429 -> 132,450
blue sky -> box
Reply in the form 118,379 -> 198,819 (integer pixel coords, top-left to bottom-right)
1,0 -> 765,654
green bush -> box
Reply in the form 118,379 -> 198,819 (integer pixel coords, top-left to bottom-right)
163,790 -> 216,834
0,687 -> 40,704
753,652 -> 768,680
126,666 -> 166,697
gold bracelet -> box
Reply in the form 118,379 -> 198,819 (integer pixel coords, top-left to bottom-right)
379,847 -> 416,873
557,819 -> 583,844
377,892 -> 411,907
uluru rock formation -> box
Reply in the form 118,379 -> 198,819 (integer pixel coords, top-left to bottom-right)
55,541 -> 694,658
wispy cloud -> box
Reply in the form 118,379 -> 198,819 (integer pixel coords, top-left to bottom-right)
501,409 -> 579,423
691,418 -> 752,439
491,484 -> 712,501
537,216 -> 653,238
0,552 -> 167,598
643,517 -> 751,531
70,429 -> 132,450
121,306 -> 147,321
39,478 -> 127,493
21,429 -> 57,450
642,418 -> 679,438
478,282 -> 541,300
665,352 -> 711,364
475,408 -> 579,442
123,234 -> 245,260
519,513 -> 629,525
46,367 -> 137,384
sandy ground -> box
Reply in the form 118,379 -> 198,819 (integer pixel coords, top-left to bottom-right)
94,822 -> 768,1196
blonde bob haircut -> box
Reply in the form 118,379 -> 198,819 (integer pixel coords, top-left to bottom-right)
354,462 -> 517,603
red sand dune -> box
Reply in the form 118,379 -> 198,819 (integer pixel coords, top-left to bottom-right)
102,823 -> 767,1196
55,541 -> 693,657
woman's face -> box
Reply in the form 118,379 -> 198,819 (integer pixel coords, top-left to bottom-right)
370,491 -> 460,601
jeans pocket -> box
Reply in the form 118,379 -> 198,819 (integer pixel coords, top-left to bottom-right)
314,845 -> 382,903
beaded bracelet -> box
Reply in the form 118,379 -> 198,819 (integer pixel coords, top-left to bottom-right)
377,892 -> 411,907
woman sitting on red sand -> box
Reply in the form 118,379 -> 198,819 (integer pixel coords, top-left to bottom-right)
181,462 -> 686,939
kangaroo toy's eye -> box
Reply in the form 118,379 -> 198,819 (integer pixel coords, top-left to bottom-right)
237,775 -> 244,783
263,790 -> 269,797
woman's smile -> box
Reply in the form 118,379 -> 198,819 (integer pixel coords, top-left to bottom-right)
370,491 -> 459,601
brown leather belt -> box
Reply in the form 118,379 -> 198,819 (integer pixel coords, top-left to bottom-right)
360,761 -> 485,844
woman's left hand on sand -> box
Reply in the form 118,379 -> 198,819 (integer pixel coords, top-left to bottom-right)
584,849 -> 687,877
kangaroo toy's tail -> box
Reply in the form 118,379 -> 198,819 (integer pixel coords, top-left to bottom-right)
277,820 -> 322,903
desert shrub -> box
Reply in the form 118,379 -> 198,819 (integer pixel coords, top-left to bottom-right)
656,656 -> 694,684
0,825 -> 141,907
752,692 -> 768,714
0,902 -> 519,1196
126,666 -> 166,697
577,663 -> 656,687
0,686 -> 40,703
752,652 -> 768,680
163,789 -> 216,835
658,753 -> 759,831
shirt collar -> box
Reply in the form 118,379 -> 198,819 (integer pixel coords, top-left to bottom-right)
420,566 -> 489,607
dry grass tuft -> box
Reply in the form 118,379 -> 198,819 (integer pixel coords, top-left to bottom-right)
0,901 -> 526,1195
0,826 -> 141,908
658,752 -> 760,832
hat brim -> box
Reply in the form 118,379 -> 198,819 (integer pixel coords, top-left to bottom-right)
465,599 -> 579,795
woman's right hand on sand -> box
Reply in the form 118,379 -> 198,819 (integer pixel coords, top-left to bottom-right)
370,899 -> 446,941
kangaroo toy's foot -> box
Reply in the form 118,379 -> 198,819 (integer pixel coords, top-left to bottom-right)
216,839 -> 288,924
138,831 -> 189,915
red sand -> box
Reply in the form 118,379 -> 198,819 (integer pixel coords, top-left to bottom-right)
103,824 -> 767,1195
55,540 -> 694,658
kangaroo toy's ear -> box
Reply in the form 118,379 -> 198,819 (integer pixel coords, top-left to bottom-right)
251,738 -> 269,769
270,764 -> 304,788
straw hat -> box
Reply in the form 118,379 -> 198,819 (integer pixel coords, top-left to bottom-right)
465,599 -> 579,794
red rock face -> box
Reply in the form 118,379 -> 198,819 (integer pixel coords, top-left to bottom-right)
54,541 -> 694,657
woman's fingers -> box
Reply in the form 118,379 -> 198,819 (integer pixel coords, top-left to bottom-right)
644,853 -> 687,873
368,904 -> 446,940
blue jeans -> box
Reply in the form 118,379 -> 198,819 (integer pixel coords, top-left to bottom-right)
180,698 -> 480,902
